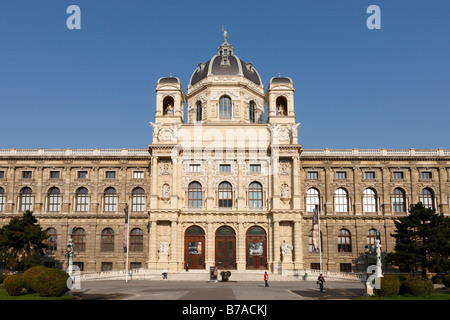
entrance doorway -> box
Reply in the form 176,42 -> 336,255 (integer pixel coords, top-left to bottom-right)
185,226 -> 205,269
215,226 -> 236,269
246,226 -> 267,269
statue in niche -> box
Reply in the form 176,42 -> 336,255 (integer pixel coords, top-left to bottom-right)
277,104 -> 286,116
158,241 -> 170,256
164,103 -> 174,116
281,183 -> 290,199
281,240 -> 293,256
162,183 -> 170,199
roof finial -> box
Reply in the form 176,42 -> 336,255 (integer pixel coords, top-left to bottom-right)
278,73 -> 281,77
222,25 -> 228,42
170,73 -> 172,78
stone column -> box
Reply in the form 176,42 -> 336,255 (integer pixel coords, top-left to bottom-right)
147,219 -> 157,270
237,222 -> 246,271
381,167 -> 391,215
293,220 -> 304,270
272,220 -> 280,272
169,220 -> 178,271
292,156 -> 301,209
150,157 -> 158,208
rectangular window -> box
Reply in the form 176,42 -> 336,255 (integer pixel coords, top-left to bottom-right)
364,171 -> 375,180
130,262 -> 142,270
50,171 -> 60,179
220,164 -> 231,173
0,171 -> 4,179
189,164 -> 201,173
250,164 -> 261,173
393,171 -> 404,179
421,172 -> 432,180
336,171 -> 347,180
22,171 -> 32,179
340,263 -> 352,273
133,171 -> 144,179
105,171 -> 116,179
308,171 -> 318,180
78,171 -> 88,179
101,262 -> 113,271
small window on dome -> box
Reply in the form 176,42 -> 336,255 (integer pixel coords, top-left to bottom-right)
219,96 -> 232,119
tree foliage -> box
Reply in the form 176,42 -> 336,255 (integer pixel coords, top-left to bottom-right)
387,203 -> 450,277
0,211 -> 49,271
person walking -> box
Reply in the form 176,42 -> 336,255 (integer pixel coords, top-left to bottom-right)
317,274 -> 325,292
264,271 -> 269,287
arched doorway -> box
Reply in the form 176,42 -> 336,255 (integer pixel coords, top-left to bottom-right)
246,226 -> 267,270
215,226 -> 236,269
185,226 -> 205,269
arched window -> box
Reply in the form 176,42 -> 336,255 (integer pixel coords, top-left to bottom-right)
73,228 -> 86,252
363,188 -> 377,213
0,187 -> 5,212
104,187 -> 117,212
130,228 -> 143,252
48,187 -> 61,212
44,228 -> 58,252
188,182 -> 202,208
366,229 -> 378,253
219,95 -> 232,119
392,188 -> 406,212
306,188 -> 320,212
101,228 -> 115,252
196,101 -> 203,122
420,188 -> 435,209
218,182 -> 233,208
338,229 -> 352,252
248,182 -> 263,208
20,187 -> 33,212
76,187 -> 89,212
334,188 -> 348,212
249,101 -> 256,123
132,187 -> 145,212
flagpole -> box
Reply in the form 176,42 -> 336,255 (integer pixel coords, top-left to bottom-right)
125,204 -> 130,283
318,205 -> 322,272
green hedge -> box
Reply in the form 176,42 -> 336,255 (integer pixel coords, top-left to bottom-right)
34,268 -> 70,297
403,277 -> 434,296
377,275 -> 401,297
3,275 -> 25,296
22,265 -> 50,292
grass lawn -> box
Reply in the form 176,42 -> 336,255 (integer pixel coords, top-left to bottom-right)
0,288 -> 78,300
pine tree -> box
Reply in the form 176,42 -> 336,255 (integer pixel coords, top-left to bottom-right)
387,203 -> 450,277
0,210 -> 49,271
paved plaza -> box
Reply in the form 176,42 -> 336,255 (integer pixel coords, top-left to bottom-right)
72,279 -> 366,300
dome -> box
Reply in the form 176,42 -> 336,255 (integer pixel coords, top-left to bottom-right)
189,41 -> 262,87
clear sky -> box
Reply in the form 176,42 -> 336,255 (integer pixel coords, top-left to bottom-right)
0,0 -> 449,149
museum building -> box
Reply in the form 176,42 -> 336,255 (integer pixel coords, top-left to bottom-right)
0,38 -> 449,275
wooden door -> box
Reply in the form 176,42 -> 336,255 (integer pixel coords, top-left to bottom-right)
246,226 -> 267,270
185,226 -> 205,269
215,226 -> 236,269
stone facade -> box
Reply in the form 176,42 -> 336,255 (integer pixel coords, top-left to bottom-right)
0,39 -> 449,274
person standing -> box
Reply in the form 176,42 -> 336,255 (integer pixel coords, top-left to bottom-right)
317,274 -> 325,292
264,271 -> 269,287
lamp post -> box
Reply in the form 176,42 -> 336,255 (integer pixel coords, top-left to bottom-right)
61,227 -> 79,275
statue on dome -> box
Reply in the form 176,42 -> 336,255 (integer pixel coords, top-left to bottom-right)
222,25 -> 228,42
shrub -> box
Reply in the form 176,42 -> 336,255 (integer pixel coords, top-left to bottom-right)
22,265 -> 50,292
3,275 -> 24,296
403,276 -> 434,296
34,268 -> 70,297
431,275 -> 442,284
377,275 -> 401,297
442,275 -> 450,288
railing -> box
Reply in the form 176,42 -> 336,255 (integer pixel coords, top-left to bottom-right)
0,148 -> 150,157
301,148 -> 450,157
1,148 -> 448,158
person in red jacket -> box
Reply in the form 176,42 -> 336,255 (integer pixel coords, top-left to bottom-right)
264,271 -> 269,287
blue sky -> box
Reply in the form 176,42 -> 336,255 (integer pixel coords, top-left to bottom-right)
0,0 -> 449,149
